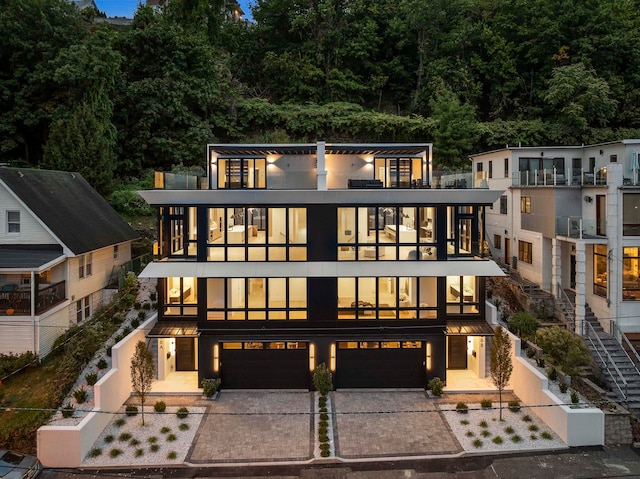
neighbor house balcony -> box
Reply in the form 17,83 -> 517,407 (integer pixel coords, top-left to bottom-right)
0,281 -> 66,316
555,217 -> 605,239
513,168 -> 608,187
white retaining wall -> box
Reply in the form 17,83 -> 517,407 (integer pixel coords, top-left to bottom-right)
508,330 -> 604,446
37,315 -> 157,467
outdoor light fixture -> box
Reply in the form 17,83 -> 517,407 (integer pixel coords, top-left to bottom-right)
426,342 -> 432,370
330,343 -> 336,372
213,344 -> 219,373
309,343 -> 316,371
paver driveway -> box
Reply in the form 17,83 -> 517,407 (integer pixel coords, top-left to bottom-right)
333,391 -> 461,458
187,391 -> 313,463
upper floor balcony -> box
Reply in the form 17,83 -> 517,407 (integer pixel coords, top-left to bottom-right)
512,167 -> 609,187
0,280 -> 66,316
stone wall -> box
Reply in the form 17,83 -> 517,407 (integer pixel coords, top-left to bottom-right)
604,406 -> 633,445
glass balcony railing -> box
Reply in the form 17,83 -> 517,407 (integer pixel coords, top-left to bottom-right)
513,168 -> 608,187
556,217 -> 603,239
155,171 -> 207,190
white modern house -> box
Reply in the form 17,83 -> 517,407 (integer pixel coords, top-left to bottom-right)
0,168 -> 139,357
470,140 -> 640,338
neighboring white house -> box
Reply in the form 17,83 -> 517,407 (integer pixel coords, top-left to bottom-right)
470,140 -> 640,337
0,168 -> 139,357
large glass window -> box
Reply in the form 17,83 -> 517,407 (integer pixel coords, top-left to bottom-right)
446,276 -> 479,314
623,195 -> 640,236
164,277 -> 197,316
374,158 -> 423,188
622,247 -> 640,301
337,206 -> 436,260
206,277 -> 307,320
594,245 -> 607,297
207,206 -> 306,261
217,158 -> 266,189
337,276 -> 437,320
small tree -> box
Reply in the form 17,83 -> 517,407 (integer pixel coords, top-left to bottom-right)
490,326 -> 513,420
130,340 -> 155,425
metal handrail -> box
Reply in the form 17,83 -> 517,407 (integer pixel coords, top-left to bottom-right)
555,283 -> 575,331
585,320 -> 628,404
621,333 -> 640,373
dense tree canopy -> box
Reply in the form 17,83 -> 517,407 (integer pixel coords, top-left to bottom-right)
2,0 -> 640,189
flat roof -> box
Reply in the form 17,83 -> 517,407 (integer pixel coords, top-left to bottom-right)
208,143 -> 431,157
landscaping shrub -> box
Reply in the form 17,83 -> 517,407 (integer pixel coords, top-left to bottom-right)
73,387 -> 88,404
320,412 -> 329,421
61,403 -> 75,418
179,423 -> 189,431
149,293 -> 157,302
135,448 -> 144,457
504,426 -> 514,434
176,407 -> 189,419
546,366 -> 558,381
492,436 -> 504,444
571,391 -> 579,404
138,310 -> 146,320
536,357 -> 545,367
0,351 -> 37,377
319,396 -> 327,408
134,301 -> 142,310
455,402 -> 469,414
559,381 -> 568,393
104,435 -> 114,443
88,447 -> 102,458
114,418 -> 126,427
130,318 -> 140,328
479,420 -> 488,428
160,426 -> 171,434
125,405 -> 138,417
428,377 -> 444,396
508,312 -> 539,339
129,438 -> 140,446
522,415 -> 532,422
147,436 -> 158,444
319,433 -> 329,442
472,439 -> 483,448
312,363 -> 333,395
109,448 -> 123,458
481,430 -> 491,437
201,378 -> 221,397
511,434 -> 522,443
541,431 -> 553,440
480,398 -> 492,408
535,326 -> 592,375
318,423 -> 328,435
508,400 -> 521,412
526,347 -> 536,359
85,372 -> 98,386
154,401 -> 166,412
167,433 -> 177,442
118,432 -> 132,442
150,444 -> 160,452
142,302 -> 151,311
167,451 -> 177,459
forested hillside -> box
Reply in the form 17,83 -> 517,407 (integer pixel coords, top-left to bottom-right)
2,0 -> 640,193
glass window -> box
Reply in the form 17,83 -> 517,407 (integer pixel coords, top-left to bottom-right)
500,196 -> 507,215
269,208 -> 287,244
488,161 -> 493,178
623,247 -> 640,301
594,245 -> 607,297
218,158 -> 266,189
521,196 -> 531,214
494,234 -> 502,250
504,158 -> 509,178
7,211 -> 20,233
623,195 -> 640,236
518,241 -> 533,264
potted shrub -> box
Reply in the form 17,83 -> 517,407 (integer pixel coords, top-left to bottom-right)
201,378 -> 221,399
427,377 -> 444,397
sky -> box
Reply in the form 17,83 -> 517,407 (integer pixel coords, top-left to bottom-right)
94,0 -> 253,19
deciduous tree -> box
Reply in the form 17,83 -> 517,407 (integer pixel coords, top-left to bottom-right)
490,326 -> 513,420
130,340 -> 155,425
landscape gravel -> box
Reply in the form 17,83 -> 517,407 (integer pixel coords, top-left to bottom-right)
81,405 -> 205,466
441,403 -> 567,453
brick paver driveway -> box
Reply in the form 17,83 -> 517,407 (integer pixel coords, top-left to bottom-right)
333,391 -> 461,458
188,391 -> 313,463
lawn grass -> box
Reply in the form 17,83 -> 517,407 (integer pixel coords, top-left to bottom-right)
0,353 -> 64,453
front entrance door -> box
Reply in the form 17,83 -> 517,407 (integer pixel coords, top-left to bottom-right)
570,255 -> 576,289
448,336 -> 468,369
176,338 -> 195,371
504,239 -> 510,265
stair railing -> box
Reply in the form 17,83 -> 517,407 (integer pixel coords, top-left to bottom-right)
555,283 -> 575,331
621,333 -> 640,373
585,320 -> 628,406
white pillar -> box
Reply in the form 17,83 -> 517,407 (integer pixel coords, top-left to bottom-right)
317,141 -> 327,190
551,238 -> 561,295
575,242 -> 586,335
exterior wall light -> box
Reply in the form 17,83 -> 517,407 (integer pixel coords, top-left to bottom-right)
426,342 -> 432,370
213,344 -> 219,373
309,343 -> 316,371
330,343 -> 336,372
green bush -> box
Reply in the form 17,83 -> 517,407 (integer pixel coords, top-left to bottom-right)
138,310 -> 146,320
455,402 -> 469,414
571,391 -> 579,404
541,431 -> 553,440
535,326 -> 592,375
118,432 -> 132,442
154,401 -> 166,412
88,447 -> 102,458
150,444 -> 160,452
492,436 -> 504,444
61,403 -> 75,418
114,418 -> 126,427
130,318 -> 140,328
176,407 -> 189,419
125,405 -> 138,417
559,381 -> 568,393
313,363 -> 333,395
104,435 -> 114,443
472,439 -> 483,448
526,347 -> 536,359
109,448 -> 123,458
319,396 -> 327,408
508,312 -> 539,339
319,433 -> 329,442
508,400 -> 521,412
135,448 -> 145,458
201,378 -> 221,397
0,351 -> 37,377
85,372 -> 98,386
147,436 -> 158,444
167,451 -> 178,459
428,377 -> 444,396
480,398 -> 492,408
129,438 -> 140,446
109,189 -> 154,217
179,423 -> 189,431
160,426 -> 171,434
73,387 -> 88,404
142,302 -> 151,311
167,433 -> 177,442
320,412 -> 329,421
547,367 -> 558,381
97,358 -> 108,370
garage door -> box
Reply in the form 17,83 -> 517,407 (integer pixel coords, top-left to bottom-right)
335,341 -> 425,388
221,341 -> 310,389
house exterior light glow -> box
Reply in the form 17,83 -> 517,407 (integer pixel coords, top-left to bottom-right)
139,142 -> 503,389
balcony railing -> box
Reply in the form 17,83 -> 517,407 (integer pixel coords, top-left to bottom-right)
513,168 -> 608,187
555,217 -> 602,239
0,281 -> 66,316
155,171 -> 207,190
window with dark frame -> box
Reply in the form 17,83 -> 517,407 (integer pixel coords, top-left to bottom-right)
520,196 -> 531,214
593,245 -> 607,298
518,240 -> 533,264
494,234 -> 501,250
500,196 -> 507,214
623,194 -> 640,236
489,161 -> 493,179
7,211 -> 20,233
504,158 -> 509,178
622,247 -> 640,301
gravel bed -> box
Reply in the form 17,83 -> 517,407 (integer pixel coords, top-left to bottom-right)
441,403 -> 567,453
81,405 -> 205,466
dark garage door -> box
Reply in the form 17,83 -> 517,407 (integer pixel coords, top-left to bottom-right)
221,342 -> 310,389
335,341 -> 425,388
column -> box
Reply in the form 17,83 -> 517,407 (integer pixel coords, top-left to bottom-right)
551,238 -> 561,296
575,242 -> 586,335
317,141 -> 327,191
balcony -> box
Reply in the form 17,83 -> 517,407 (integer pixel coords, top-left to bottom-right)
513,168 -> 608,187
556,217 -> 604,239
154,172 -> 207,190
0,281 -> 66,316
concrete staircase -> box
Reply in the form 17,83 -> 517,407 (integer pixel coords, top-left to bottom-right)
583,306 -> 640,412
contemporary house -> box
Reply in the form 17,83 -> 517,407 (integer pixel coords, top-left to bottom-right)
139,142 -> 504,389
0,168 -> 139,357
470,140 -> 640,337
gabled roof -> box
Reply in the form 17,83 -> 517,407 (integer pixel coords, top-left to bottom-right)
0,168 -> 139,255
